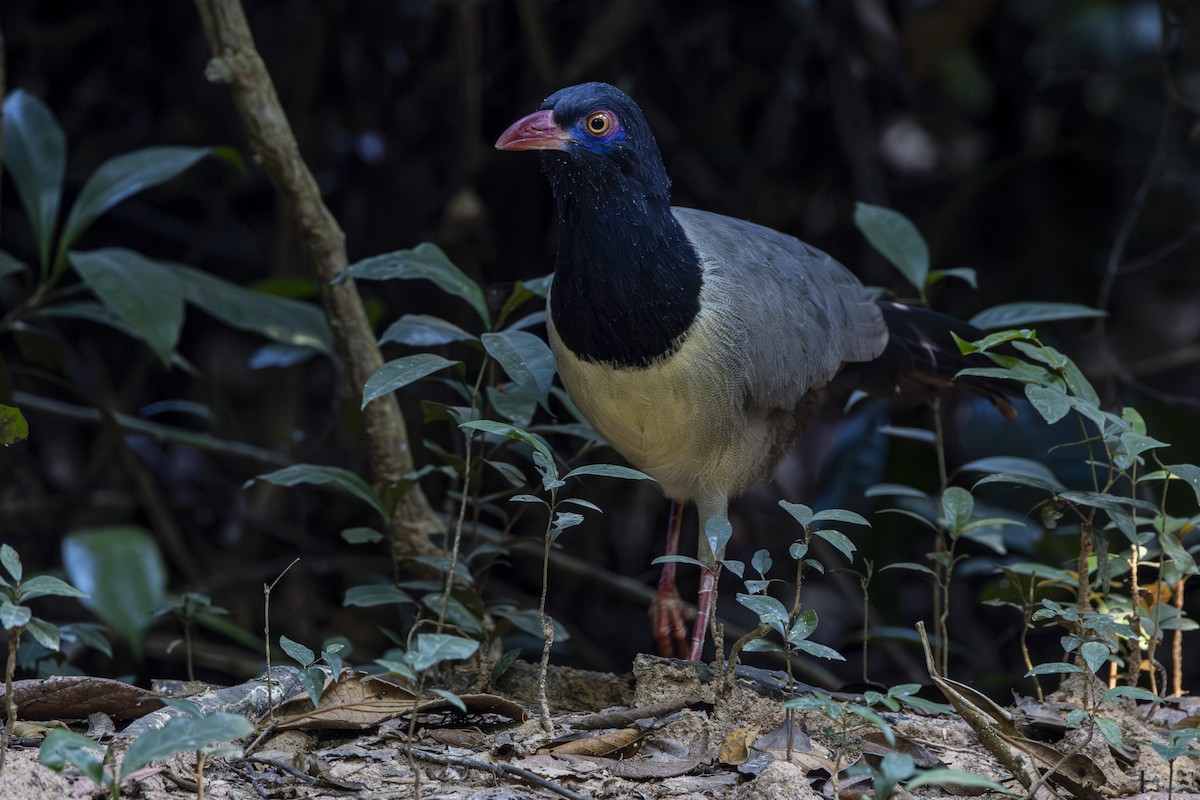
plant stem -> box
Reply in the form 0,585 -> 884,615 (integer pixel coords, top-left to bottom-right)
0,628 -> 19,776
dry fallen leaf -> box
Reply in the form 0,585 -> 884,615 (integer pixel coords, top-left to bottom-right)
540,726 -> 643,757
717,725 -> 759,766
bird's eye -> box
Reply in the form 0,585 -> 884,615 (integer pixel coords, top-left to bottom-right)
584,111 -> 615,137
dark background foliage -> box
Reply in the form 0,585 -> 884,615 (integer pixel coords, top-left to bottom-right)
2,0 -> 1198,688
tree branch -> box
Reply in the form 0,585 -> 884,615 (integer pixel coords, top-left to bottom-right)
191,0 -> 444,562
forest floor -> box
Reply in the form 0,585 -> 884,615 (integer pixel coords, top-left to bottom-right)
1,655 -> 1198,800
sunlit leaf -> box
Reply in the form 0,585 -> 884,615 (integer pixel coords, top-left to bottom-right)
379,314 -> 477,347
362,354 -> 460,408
482,330 -> 556,410
563,463 -> 655,482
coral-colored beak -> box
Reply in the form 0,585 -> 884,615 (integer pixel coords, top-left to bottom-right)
495,109 -> 571,151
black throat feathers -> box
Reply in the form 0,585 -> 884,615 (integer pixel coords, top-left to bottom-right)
543,154 -> 703,369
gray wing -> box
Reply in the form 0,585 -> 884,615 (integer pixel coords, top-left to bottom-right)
672,207 -> 887,411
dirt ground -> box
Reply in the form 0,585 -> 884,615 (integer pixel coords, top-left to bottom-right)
2,656 -> 1198,800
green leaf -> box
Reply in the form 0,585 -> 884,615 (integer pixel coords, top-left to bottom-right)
60,147 -> 211,256
779,501 -> 814,528
941,487 -> 974,538
1094,716 -> 1122,747
250,464 -> 385,518
25,617 -> 61,650
168,261 -> 332,354
928,267 -> 977,289
1,601 -> 32,629
1026,662 -> 1085,676
652,555 -> 709,569
379,314 -> 477,347
958,456 -> 1066,493
120,710 -> 253,779
1166,464 -> 1200,505
459,420 -> 556,467
481,330 -> 556,409
2,91 -> 65,270
906,769 -> 1010,792
337,243 -> 490,324
969,302 -> 1106,329
18,575 -> 87,601
563,463 -> 655,482
751,549 -> 772,576
375,656 -> 418,681
705,515 -> 733,559
793,638 -> 846,661
363,354 -> 461,408
280,634 -> 316,666
344,584 -> 415,608
407,633 -> 479,672
0,405 -> 29,446
1,544 -> 22,581
1079,641 -> 1110,673
1100,685 -> 1162,704
62,525 -> 166,656
811,508 -> 871,527
0,250 -> 29,279
813,528 -> 857,561
1026,384 -> 1070,423
853,203 -> 929,293
340,527 -> 384,544
39,729 -> 111,790
70,249 -> 186,364
737,594 -> 789,634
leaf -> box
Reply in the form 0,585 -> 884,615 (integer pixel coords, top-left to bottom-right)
120,710 -> 253,779
407,633 -> 479,672
928,267 -> 977,288
854,203 -> 929,292
70,249 -> 185,365
1,544 -> 21,581
0,250 -> 29,279
59,147 -> 211,255
379,314 -> 477,347
38,729 -> 110,790
1100,685 -> 1162,704
563,463 -> 656,482
337,243 -> 490,325
62,526 -> 167,657
25,616 -> 61,650
813,528 -> 857,561
481,330 -> 556,409
344,584 -> 415,608
18,575 -> 87,601
941,487 -> 974,538
1026,662 -> 1085,676
1079,641 -> 1110,673
459,420 -> 556,468
1025,384 -> 1070,423
0,601 -> 32,629
168,261 -> 332,354
811,508 -> 870,527
794,639 -> 845,661
957,456 -> 1066,493
652,555 -> 709,569
2,91 -> 66,269
705,515 -> 733,559
969,302 -> 1106,329
340,527 -> 384,544
250,464 -> 385,518
737,594 -> 789,634
0,404 -> 29,446
906,769 -> 1010,792
362,354 -> 460,408
1166,464 -> 1200,505
279,634 -> 316,666
779,500 -> 813,528
751,549 -> 772,576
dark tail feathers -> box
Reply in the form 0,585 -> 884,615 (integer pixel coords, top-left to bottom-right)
845,301 -> 1018,420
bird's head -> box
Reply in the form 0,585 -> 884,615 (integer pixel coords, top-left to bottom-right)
495,82 -> 671,205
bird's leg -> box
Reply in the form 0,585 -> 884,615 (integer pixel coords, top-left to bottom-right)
652,499 -> 691,659
690,495 -> 730,663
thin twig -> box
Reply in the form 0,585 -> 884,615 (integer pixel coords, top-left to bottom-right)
405,746 -> 594,800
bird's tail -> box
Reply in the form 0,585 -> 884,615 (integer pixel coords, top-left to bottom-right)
843,300 -> 1019,419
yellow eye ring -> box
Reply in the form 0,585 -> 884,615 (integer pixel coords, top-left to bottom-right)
584,110 -> 615,137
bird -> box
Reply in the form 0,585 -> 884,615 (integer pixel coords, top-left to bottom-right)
495,82 -> 1013,661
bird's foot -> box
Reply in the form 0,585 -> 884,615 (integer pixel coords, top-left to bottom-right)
650,590 -> 693,660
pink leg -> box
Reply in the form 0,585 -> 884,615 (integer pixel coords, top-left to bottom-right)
651,500 -> 691,659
